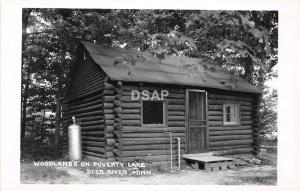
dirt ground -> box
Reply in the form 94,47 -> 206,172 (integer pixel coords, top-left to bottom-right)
21,151 -> 277,185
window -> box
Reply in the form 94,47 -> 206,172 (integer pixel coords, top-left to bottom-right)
142,100 -> 166,125
223,104 -> 240,125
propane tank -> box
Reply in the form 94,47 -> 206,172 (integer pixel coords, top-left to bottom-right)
68,116 -> 82,161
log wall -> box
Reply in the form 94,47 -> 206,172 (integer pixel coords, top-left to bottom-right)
207,89 -> 257,154
113,84 -> 186,163
62,54 -> 107,159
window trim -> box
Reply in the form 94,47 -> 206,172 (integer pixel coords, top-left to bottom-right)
141,99 -> 168,127
223,103 -> 240,126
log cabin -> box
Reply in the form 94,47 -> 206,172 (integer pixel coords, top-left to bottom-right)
62,41 -> 262,164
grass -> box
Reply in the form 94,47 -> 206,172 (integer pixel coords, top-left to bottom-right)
238,175 -> 277,185
21,163 -> 70,183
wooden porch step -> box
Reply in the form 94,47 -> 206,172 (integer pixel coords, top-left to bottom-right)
183,153 -> 234,171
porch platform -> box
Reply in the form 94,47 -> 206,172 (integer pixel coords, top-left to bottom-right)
183,153 -> 234,171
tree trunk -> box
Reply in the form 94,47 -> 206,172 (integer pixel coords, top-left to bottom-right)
55,61 -> 63,157
40,92 -> 46,143
242,56 -> 254,84
21,79 -> 29,139
21,9 -> 32,142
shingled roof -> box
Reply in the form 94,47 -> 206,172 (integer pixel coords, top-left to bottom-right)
81,41 -> 261,94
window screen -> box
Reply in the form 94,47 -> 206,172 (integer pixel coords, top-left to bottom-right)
142,101 -> 165,125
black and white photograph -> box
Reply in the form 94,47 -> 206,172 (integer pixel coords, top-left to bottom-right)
19,8 -> 278,184
1,0 -> 300,190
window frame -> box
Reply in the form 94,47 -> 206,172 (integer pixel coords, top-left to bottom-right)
223,103 -> 240,126
141,99 -> 168,127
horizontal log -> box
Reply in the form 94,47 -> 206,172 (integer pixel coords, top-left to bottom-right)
82,146 -> 106,154
122,103 -> 141,109
67,89 -> 103,102
105,146 -> 115,152
116,149 -> 178,157
241,120 -> 253,125
208,99 -> 252,106
122,109 -> 140,114
208,116 -> 223,121
208,111 -> 223,116
115,93 -> 122,99
104,96 -> 115,102
122,120 -> 141,126
81,136 -> 105,142
104,109 -> 114,114
122,126 -> 185,133
166,93 -> 185,99
114,100 -> 122,107
209,129 -> 253,135
120,96 -> 140,103
82,141 -> 105,147
105,133 -> 115,138
241,106 -> 252,111
168,121 -> 185,126
208,121 -> 223,126
120,132 -> 185,138
121,114 -> 141,120
81,131 -> 105,136
64,99 -> 103,112
63,92 -> 102,106
113,107 -> 122,114
81,125 -> 105,131
241,116 -> 252,120
209,134 -> 253,141
120,143 -> 184,151
70,72 -> 104,87
64,116 -> 103,123
114,117 -> 122,123
168,111 -> 185,116
105,126 -> 114,132
122,140 -> 171,146
168,116 -> 185,121
241,111 -> 254,116
168,105 -> 185,111
79,120 -> 104,127
104,103 -> 114,109
209,139 -> 253,147
104,114 -> 115,120
103,89 -> 115,95
208,105 -> 222,111
70,75 -> 104,91
65,110 -> 104,119
209,126 -> 252,131
105,120 -> 115,126
106,138 -> 116,146
167,99 -> 185,105
113,123 -> 122,130
65,103 -> 103,116
208,94 -> 252,102
69,83 -> 104,99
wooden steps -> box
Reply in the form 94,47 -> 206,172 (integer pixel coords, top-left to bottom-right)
183,153 -> 234,171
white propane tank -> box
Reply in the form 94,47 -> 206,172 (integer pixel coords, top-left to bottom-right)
68,116 -> 82,161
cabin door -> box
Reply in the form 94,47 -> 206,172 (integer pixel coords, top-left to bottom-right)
187,90 -> 208,153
